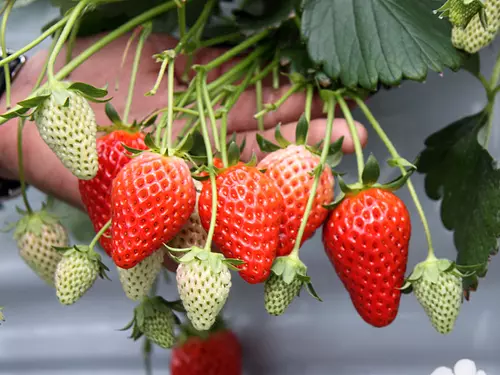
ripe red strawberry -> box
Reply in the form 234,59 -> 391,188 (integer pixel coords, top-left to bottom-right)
111,152 -> 196,269
198,165 -> 284,284
79,130 -> 147,256
258,145 -> 334,256
322,187 -> 411,327
170,327 -> 242,375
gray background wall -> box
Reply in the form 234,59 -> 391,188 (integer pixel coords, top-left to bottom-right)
1,1 -> 499,374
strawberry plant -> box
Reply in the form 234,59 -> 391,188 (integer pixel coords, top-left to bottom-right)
1,0 -> 500,371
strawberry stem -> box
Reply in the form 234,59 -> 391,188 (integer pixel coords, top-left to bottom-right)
305,85 -> 314,123
160,51 -> 176,154
289,93 -> 336,258
336,94 -> 364,183
123,23 -> 151,125
33,29 -> 61,91
354,97 -> 436,260
196,71 -> 217,251
254,83 -> 303,119
201,77 -> 221,152
89,219 -> 112,251
255,63 -> 265,132
17,118 -> 33,215
483,50 -> 500,148
65,15 -> 82,65
177,0 -> 186,40
46,0 -> 90,85
220,110 -> 229,167
147,52 -> 170,97
0,0 -> 15,109
116,27 -> 140,92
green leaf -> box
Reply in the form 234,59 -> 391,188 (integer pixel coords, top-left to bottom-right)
68,82 -> 108,98
418,111 -> 498,291
256,133 -> 281,153
301,0 -> 462,89
295,114 -> 309,145
105,102 -> 122,125
232,0 -> 298,31
361,154 -> 380,186
461,53 -> 480,78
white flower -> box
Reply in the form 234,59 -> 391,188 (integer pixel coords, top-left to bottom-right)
431,359 -> 487,375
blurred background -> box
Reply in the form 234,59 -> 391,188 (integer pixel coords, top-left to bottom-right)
1,1 -> 499,374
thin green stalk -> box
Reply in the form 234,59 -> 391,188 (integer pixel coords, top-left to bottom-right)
198,32 -> 242,49
305,85 -> 313,122
0,0 -> 178,126
1,0 -> 15,108
249,58 -> 279,85
272,63 -> 280,90
336,94 -> 364,182
255,64 -> 264,131
142,338 -> 153,375
483,51 -> 500,147
47,0 -> 89,84
177,0 -> 186,40
147,55 -> 169,96
255,83 -> 303,119
202,29 -> 270,72
354,97 -> 435,259
89,219 -> 112,250
33,29 -> 61,91
17,118 -> 32,214
115,27 -> 140,92
123,24 -> 151,124
0,14 -> 69,68
65,15 -> 82,65
201,77 -> 221,152
289,94 -> 336,258
155,112 -> 168,146
196,73 -> 217,250
161,56 -> 176,153
223,62 -> 258,112
220,110 -> 229,167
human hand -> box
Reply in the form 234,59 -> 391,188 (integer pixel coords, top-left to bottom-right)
0,33 -> 367,209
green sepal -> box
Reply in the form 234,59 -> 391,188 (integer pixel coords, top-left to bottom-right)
361,154 -> 380,186
143,114 -> 157,128
325,136 -> 344,170
0,106 -> 31,120
68,82 -> 108,98
17,94 -> 51,109
323,190 -> 346,210
56,245 -> 111,281
387,156 -> 416,170
377,166 -> 415,191
245,153 -> 258,168
401,257 -> 468,291
104,102 -> 122,125
295,114 -> 309,145
227,141 -> 241,167
122,144 -> 148,156
256,133 -> 281,153
165,246 -> 245,273
275,124 -> 291,148
13,208 -> 62,240
177,133 -> 194,154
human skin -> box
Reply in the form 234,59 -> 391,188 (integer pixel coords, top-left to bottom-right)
0,33 -> 367,209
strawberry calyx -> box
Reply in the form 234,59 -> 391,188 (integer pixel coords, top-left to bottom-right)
174,315 -> 229,346
12,204 -> 61,240
256,114 -> 344,171
400,258 -> 470,293
270,255 -> 322,301
434,0 -> 487,29
324,153 -> 416,209
166,246 -> 245,272
120,295 -> 183,345
54,245 -> 110,281
97,102 -> 155,134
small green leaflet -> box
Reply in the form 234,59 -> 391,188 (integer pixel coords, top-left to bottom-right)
418,111 -> 500,292
301,0 -> 462,89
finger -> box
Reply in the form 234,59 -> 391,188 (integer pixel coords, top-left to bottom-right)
237,118 -> 368,161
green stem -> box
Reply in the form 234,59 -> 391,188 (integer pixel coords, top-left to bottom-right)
89,219 -> 112,250
196,73 -> 217,250
249,58 -> 279,85
1,0 -> 15,108
255,63 -> 264,131
198,32 -> 242,49
161,55 -> 176,153
115,28 -> 140,92
123,24 -> 151,124
65,15 -> 81,65
177,0 -> 186,40
223,62 -> 258,112
147,54 -> 169,96
354,97 -> 435,260
47,0 -> 89,84
272,62 -> 280,90
336,94 -> 364,183
201,29 -> 270,72
220,110 -> 228,167
305,85 -> 313,122
33,29 -> 61,91
289,93 -> 336,258
155,112 -> 167,146
201,77 -> 221,152
17,118 -> 32,214
255,83 -> 303,119
483,51 -> 500,148
0,15 -> 69,68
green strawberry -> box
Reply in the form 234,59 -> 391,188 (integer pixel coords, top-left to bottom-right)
174,248 -> 239,331
34,86 -> 98,180
14,207 -> 68,286
403,258 -> 464,334
121,296 -> 179,349
435,0 -> 486,28
118,249 -> 164,301
264,273 -> 302,316
55,245 -> 109,305
263,256 -> 320,316
452,0 -> 500,53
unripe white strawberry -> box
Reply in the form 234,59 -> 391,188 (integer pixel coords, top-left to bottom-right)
34,89 -> 98,180
118,249 -> 163,301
